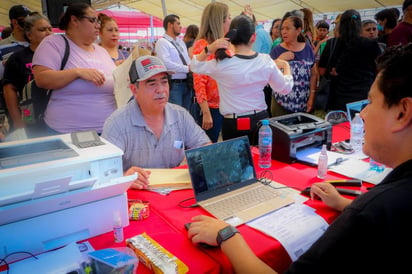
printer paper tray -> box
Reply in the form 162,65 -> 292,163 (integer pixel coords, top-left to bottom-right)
0,173 -> 136,226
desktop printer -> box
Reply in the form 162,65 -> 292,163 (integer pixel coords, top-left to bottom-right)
0,133 -> 136,260
267,112 -> 332,163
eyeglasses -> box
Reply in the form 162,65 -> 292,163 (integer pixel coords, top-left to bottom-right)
81,16 -> 101,25
365,28 -> 377,31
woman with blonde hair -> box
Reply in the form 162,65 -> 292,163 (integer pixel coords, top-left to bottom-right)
190,2 -> 231,142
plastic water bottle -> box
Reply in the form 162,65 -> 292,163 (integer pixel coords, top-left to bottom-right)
350,113 -> 364,153
369,158 -> 385,172
317,144 -> 328,179
258,119 -> 272,168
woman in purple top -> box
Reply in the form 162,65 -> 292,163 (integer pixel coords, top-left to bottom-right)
32,2 -> 116,134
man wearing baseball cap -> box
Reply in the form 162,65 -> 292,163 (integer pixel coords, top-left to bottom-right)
0,5 -> 31,45
102,55 -> 210,189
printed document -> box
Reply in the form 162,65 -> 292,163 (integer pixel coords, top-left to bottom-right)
247,204 -> 329,261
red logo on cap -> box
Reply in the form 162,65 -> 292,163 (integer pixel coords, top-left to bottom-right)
141,58 -> 151,66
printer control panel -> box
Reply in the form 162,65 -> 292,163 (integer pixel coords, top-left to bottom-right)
71,130 -> 105,148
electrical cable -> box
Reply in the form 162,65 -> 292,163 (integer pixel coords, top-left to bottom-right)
257,170 -> 303,192
1,251 -> 39,274
178,197 -> 198,208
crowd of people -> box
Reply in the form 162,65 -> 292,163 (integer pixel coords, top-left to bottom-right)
1,0 -> 412,271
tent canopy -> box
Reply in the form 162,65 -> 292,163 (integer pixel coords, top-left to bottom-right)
98,9 -> 163,27
1,0 -> 402,30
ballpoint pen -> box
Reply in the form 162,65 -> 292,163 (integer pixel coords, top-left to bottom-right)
327,157 -> 349,168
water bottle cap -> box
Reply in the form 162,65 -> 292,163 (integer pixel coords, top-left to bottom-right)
262,119 -> 269,126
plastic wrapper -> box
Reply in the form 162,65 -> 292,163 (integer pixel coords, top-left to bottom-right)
126,233 -> 188,274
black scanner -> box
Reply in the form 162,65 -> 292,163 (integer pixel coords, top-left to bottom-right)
265,113 -> 332,163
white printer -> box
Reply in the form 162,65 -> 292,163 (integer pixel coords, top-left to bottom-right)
0,132 -> 136,260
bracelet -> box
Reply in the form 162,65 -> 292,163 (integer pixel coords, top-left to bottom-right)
310,90 -> 317,93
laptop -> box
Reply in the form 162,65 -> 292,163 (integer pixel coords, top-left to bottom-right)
346,99 -> 369,125
185,136 -> 294,226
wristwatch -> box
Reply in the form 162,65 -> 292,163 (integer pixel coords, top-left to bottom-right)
216,225 -> 239,246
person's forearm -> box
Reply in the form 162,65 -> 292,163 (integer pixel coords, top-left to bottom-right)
33,66 -> 80,90
4,84 -> 24,128
221,234 -> 277,274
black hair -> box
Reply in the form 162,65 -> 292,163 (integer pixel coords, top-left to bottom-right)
281,16 -> 305,43
270,18 -> 281,37
316,20 -> 330,30
338,9 -> 361,44
403,0 -> 412,11
215,15 -> 255,61
59,2 -> 91,30
163,14 -> 179,31
375,43 -> 412,107
374,8 -> 398,29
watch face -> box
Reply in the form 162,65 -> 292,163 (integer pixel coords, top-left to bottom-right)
220,226 -> 234,238
217,225 -> 239,245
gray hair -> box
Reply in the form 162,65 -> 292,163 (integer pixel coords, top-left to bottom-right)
24,12 -> 50,34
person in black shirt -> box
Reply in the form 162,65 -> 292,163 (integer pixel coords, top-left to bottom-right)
3,12 -> 52,130
318,10 -> 381,111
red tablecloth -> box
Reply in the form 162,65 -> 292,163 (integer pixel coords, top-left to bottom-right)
89,122 -> 358,273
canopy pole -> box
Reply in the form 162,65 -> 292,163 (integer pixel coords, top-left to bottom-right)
161,0 -> 167,17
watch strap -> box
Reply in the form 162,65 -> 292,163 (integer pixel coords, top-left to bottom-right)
216,225 -> 239,246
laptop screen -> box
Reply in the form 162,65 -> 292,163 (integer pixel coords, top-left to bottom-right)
185,136 -> 256,201
346,99 -> 369,124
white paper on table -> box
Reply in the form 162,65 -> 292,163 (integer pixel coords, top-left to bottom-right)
247,204 -> 329,261
328,158 -> 392,185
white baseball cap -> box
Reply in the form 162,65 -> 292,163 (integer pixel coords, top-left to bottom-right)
129,55 -> 172,83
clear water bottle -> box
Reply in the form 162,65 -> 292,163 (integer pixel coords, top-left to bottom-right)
317,144 -> 328,179
369,158 -> 385,172
350,113 -> 364,153
258,119 -> 272,168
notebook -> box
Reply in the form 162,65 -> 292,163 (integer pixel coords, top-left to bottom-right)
185,136 -> 294,226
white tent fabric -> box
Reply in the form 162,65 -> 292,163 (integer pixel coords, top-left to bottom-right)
0,0 -> 402,28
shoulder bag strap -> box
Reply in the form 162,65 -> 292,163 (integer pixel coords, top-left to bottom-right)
165,38 -> 188,66
60,35 -> 70,70
47,35 -> 70,98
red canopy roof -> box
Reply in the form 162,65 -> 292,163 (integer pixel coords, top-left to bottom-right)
98,10 -> 163,27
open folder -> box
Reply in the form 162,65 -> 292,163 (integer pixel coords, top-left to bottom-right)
147,168 -> 192,189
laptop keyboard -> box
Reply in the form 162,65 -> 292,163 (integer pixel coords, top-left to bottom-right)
204,185 -> 280,218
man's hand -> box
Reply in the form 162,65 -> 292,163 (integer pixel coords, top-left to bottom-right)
310,182 -> 352,211
125,166 -> 151,190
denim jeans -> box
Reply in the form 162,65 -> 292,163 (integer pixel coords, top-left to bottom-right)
198,107 -> 223,143
169,81 -> 192,111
